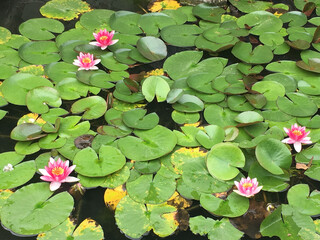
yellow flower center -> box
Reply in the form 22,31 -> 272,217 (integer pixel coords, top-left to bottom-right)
292,130 -> 302,136
100,36 -> 108,41
82,57 -> 92,64
52,167 -> 64,176
242,183 -> 253,188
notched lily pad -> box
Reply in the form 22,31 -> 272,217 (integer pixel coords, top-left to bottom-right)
71,96 -> 107,120
122,108 -> 159,130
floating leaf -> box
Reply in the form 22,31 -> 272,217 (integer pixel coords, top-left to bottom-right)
255,138 -> 292,175
0,182 -> 74,235
19,41 -> 60,64
136,36 -> 167,62
71,96 -> 107,120
79,9 -> 114,30
122,108 -> 159,130
207,142 -> 245,180
195,125 -> 225,149
19,18 -> 64,40
109,11 -> 142,34
232,42 -> 274,64
142,76 -> 170,102
192,4 -> 225,22
118,125 -> 177,161
40,0 -> 91,21
74,145 -> 126,177
200,192 -> 249,217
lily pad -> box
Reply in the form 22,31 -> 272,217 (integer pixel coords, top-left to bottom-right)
71,96 -> 107,120
255,138 -> 292,175
192,4 -> 225,23
136,36 -> 167,62
19,41 -> 60,64
10,123 -> 46,141
142,76 -> 170,102
118,125 -> 177,161
172,94 -> 204,113
161,24 -> 203,47
234,111 -> 264,126
229,0 -> 272,13
206,142 -> 245,180
122,108 -> 159,130
126,173 -> 176,204
287,184 -> 320,216
0,26 -> 11,44
26,87 -> 62,114
37,218 -> 104,240
0,182 -> 74,235
74,145 -> 126,177
200,192 -> 249,217
277,92 -> 318,117
249,161 -> 289,192
19,18 -> 64,40
40,0 -> 91,21
195,125 -> 225,149
189,216 -> 243,240
232,42 -> 274,64
204,104 -> 238,128
1,73 -> 53,105
79,9 -> 115,30
109,11 -> 143,35
138,12 -> 176,36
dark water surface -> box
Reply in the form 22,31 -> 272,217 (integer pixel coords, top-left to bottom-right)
0,0 -> 280,239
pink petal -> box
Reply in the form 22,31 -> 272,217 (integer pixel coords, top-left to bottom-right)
50,181 -> 61,191
40,175 -> 53,182
89,41 -> 99,46
110,39 -> 119,45
294,142 -> 302,152
64,176 -> 80,183
39,168 -> 50,176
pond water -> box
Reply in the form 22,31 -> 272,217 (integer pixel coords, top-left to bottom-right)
0,0 -> 314,239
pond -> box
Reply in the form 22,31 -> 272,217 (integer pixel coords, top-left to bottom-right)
0,0 -> 319,240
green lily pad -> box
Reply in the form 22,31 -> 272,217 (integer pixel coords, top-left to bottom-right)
277,92 -> 318,117
142,76 -> 170,102
26,87 -> 62,114
204,104 -> 238,128
287,184 -> 320,216
280,11 -> 307,27
4,34 -> 30,49
79,9 -> 114,30
237,63 -> 264,75
261,204 -> 316,240
100,52 -> 128,71
195,125 -> 225,149
192,4 -> 225,23
136,36 -> 167,62
237,11 -> 283,35
15,141 -> 40,155
71,96 -> 107,120
127,173 -> 176,204
172,94 -> 204,113
38,133 -> 67,149
255,138 -> 292,175
138,12 -> 176,36
0,182 -> 74,235
1,73 -> 53,105
44,62 -> 77,83
115,195 -> 149,239
232,42 -> 274,64
58,116 -> 91,138
134,159 -> 161,174
118,125 -> 177,161
19,18 -> 64,40
160,24 -> 203,47
249,161 -> 289,192
195,34 -> 239,53
164,51 -> 227,80
174,126 -> 201,147
0,45 -> 20,67
171,111 -> 200,124
0,26 -> 11,44
0,63 -> 17,79
207,142 -> 245,180
55,28 -> 93,48
200,192 -> 249,217
263,73 -> 297,93
38,218 -> 104,240
122,108 -> 159,130
0,160 -> 36,189
40,0 -> 91,21
227,95 -> 254,112
109,11 -> 143,35
229,0 -> 272,13
187,73 -> 221,94
166,88 -> 184,104
10,123 -> 46,141
244,93 -> 267,109
190,216 -> 243,240
19,41 -> 60,64
74,145 -> 126,177
234,111 -> 264,126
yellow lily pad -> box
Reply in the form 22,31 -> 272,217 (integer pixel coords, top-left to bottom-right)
40,0 -> 91,21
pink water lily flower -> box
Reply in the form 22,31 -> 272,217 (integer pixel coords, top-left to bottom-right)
89,29 -> 119,50
282,124 -> 312,152
234,177 -> 263,198
73,52 -> 101,71
39,158 -> 79,191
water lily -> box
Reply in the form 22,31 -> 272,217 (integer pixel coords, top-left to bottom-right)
3,163 -> 14,172
73,52 -> 101,71
89,29 -> 118,50
234,177 -> 263,198
39,158 -> 79,191
282,124 -> 312,152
